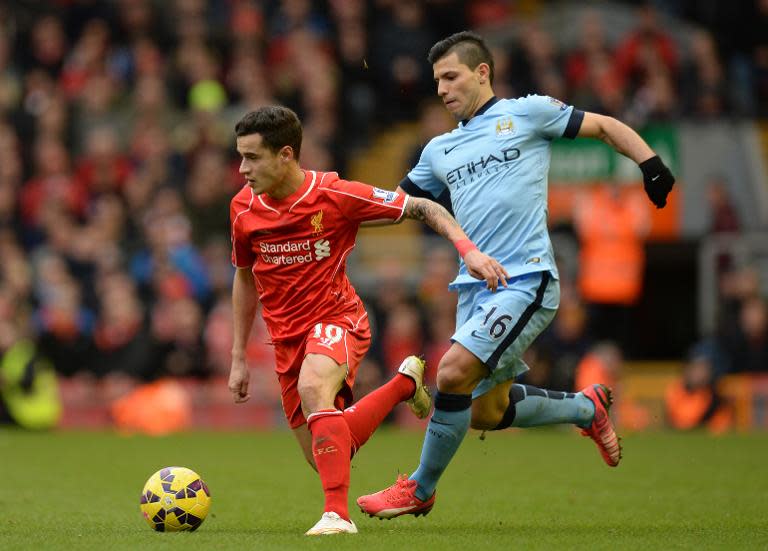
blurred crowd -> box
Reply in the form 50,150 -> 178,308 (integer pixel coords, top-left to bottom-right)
0,1 -> 766,430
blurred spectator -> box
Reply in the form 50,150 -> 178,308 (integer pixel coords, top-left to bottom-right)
380,300 -> 425,375
406,99 -> 455,222
151,295 -> 210,379
565,10 -> 623,115
33,252 -> 95,378
575,341 -> 650,430
614,3 -> 678,94
20,136 -> 88,243
573,185 -> 650,355
332,0 -> 376,161
418,243 -> 459,307
716,266 -> 761,339
370,1 -> 435,122
705,175 -> 741,235
722,295 -> 768,374
131,75 -> 180,135
203,296 -> 274,377
19,14 -> 68,76
680,30 -> 727,118
507,23 -> 564,99
129,187 -> 211,305
92,271 -> 153,380
60,18 -> 111,99
0,335 -> 61,430
184,147 -> 232,246
536,293 -> 592,392
0,232 -> 33,302
615,3 -> 679,124
704,174 -> 741,275
124,122 -> 186,215
75,126 -> 133,195
72,72 -> 128,154
223,47 -> 275,129
365,259 -> 423,373
665,341 -> 733,433
575,342 -> 622,392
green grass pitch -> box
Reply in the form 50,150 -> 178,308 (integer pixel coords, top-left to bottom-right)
1,427 -> 766,550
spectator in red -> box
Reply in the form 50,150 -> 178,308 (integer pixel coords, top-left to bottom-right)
20,136 -> 88,236
565,10 -> 624,115
92,271 -> 153,381
614,3 -> 678,89
60,18 -> 111,99
75,126 -> 133,196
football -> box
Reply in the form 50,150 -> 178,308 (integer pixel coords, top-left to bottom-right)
139,466 -> 211,532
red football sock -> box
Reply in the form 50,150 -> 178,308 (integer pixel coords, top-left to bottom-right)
307,409 -> 352,521
343,373 -> 416,453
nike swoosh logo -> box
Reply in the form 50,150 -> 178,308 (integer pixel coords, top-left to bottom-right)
651,175 -> 660,181
444,144 -> 459,155
471,330 -> 483,338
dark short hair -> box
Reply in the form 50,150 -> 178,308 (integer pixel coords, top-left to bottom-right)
427,31 -> 495,84
235,106 -> 302,158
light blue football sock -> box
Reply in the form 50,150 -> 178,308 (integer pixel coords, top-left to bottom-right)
410,392 -> 472,502
499,384 -> 595,429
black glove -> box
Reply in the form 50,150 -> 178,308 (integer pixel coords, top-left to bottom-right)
639,155 -> 675,208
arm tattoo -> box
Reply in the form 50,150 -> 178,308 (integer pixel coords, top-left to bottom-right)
405,198 -> 461,240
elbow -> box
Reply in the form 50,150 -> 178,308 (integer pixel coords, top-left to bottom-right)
594,114 -> 616,142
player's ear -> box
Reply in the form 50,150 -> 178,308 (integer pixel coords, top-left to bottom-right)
279,145 -> 293,162
477,62 -> 490,84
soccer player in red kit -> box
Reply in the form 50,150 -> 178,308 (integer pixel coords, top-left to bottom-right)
228,106 -> 508,535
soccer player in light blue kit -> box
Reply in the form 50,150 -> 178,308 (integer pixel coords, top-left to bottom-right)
357,31 -> 675,518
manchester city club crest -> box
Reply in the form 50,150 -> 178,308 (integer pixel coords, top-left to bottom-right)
495,116 -> 515,137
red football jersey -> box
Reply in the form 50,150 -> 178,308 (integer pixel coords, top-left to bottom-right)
230,170 -> 408,341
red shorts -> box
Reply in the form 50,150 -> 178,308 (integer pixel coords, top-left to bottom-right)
274,317 -> 371,428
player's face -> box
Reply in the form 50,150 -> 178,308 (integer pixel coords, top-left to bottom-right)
433,52 -> 488,121
236,133 -> 290,195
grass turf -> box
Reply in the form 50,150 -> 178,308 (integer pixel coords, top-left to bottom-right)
1,427 -> 766,550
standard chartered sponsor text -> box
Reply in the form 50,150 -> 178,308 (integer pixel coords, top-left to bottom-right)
260,239 -> 319,264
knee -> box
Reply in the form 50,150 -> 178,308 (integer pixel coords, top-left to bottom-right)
436,365 -> 469,393
297,376 -> 323,413
435,349 -> 484,394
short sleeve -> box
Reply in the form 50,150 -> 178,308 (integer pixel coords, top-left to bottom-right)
522,95 -> 582,140
406,140 -> 447,199
323,179 -> 407,223
230,196 -> 256,268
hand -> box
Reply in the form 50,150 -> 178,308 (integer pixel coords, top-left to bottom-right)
464,249 -> 509,291
228,358 -> 251,403
640,155 -> 675,208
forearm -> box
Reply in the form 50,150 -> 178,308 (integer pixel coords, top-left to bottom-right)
231,268 -> 259,359
587,114 -> 655,164
580,112 -> 675,208
403,196 -> 469,245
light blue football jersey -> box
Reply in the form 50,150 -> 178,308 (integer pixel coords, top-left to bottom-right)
405,95 -> 582,287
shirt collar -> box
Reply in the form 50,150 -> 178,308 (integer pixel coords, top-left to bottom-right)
461,96 -> 499,126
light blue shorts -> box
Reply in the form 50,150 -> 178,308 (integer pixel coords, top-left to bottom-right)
451,271 -> 560,399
